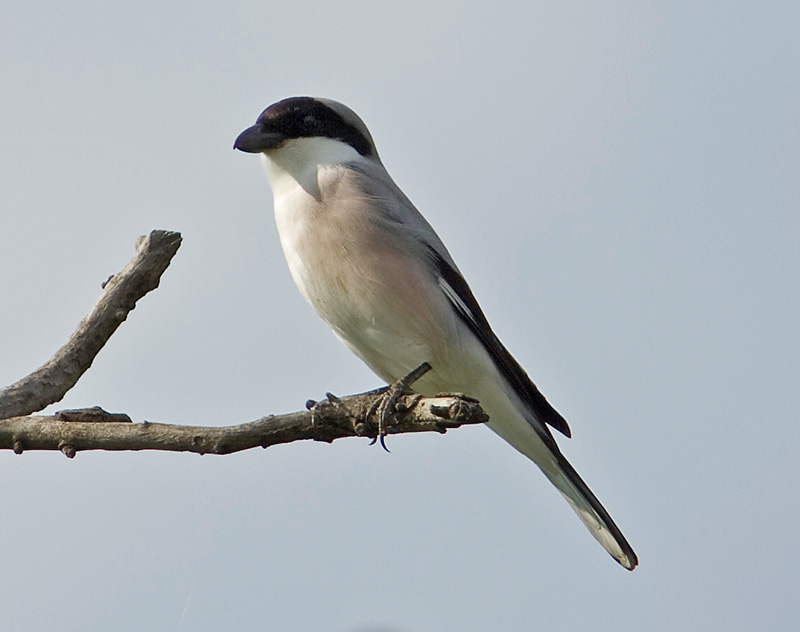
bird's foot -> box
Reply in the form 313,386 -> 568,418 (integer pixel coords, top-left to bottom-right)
368,362 -> 432,452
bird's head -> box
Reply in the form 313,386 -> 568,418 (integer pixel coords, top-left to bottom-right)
234,96 -> 379,164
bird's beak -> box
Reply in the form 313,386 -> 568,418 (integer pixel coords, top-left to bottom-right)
233,125 -> 284,153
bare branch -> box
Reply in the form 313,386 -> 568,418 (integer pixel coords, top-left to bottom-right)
0,391 -> 488,457
0,230 -> 488,458
0,230 -> 182,420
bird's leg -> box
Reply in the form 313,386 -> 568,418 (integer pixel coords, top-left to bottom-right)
368,362 -> 432,451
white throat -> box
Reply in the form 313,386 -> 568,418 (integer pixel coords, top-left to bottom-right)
259,137 -> 365,200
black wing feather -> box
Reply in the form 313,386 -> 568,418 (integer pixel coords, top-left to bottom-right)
428,248 -> 572,438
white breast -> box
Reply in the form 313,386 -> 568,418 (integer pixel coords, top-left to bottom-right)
259,144 -> 461,383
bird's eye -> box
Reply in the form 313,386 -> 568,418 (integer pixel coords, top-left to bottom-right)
300,114 -> 319,133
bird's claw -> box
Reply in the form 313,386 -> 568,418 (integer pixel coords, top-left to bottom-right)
367,387 -> 403,452
368,362 -> 432,451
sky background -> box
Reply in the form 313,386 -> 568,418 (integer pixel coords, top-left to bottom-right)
1,1 -> 798,630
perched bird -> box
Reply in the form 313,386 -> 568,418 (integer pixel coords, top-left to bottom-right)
234,96 -> 637,570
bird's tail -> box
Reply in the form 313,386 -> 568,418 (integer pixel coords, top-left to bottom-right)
483,391 -> 638,570
541,452 -> 638,570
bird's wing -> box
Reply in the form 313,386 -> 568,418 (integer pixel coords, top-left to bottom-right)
349,160 -> 571,439
426,247 -> 571,439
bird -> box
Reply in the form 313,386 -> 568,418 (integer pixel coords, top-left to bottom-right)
234,96 -> 637,570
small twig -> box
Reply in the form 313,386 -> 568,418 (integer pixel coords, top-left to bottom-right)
0,391 -> 488,457
0,231 -> 182,420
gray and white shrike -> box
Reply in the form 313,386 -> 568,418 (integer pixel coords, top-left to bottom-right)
234,96 -> 637,570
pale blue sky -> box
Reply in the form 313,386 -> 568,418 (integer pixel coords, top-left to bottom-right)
1,2 -> 798,631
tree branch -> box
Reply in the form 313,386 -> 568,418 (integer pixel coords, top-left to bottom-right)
0,230 -> 182,420
0,392 -> 488,457
0,229 -> 488,457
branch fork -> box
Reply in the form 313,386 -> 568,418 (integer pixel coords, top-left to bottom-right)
0,231 -> 488,457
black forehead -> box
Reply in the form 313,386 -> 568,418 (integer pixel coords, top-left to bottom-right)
257,97 -> 374,157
